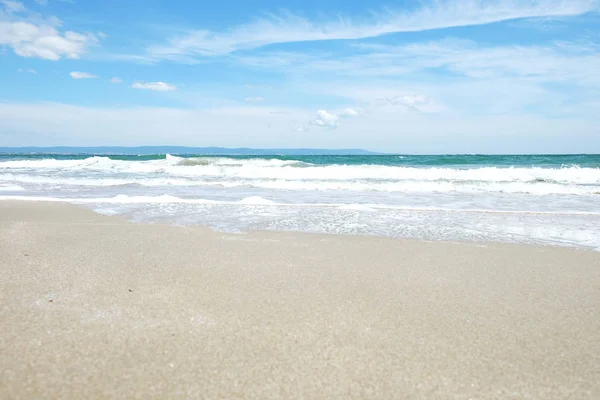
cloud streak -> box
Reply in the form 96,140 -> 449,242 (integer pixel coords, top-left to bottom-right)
1,0 -> 25,13
70,71 -> 97,79
144,0 -> 597,61
235,39 -> 600,89
132,81 -> 177,91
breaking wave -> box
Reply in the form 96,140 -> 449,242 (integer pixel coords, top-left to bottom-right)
1,155 -> 599,195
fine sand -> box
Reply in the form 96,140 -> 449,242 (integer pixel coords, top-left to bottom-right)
0,201 -> 599,399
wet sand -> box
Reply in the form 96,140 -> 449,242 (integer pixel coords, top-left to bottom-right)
1,201 -> 599,399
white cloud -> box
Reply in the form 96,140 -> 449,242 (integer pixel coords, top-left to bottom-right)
143,0 -> 596,61
132,81 -> 177,91
17,68 -> 37,74
313,110 -> 340,128
109,77 -> 122,84
308,107 -> 362,130
245,97 -> 264,103
70,71 -> 97,79
0,1 -> 98,60
341,108 -> 360,117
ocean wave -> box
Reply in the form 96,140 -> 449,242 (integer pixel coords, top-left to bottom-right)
2,155 -> 600,199
0,155 -> 311,172
165,154 -> 309,168
1,156 -> 598,184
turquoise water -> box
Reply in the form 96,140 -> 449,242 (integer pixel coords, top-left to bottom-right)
2,153 -> 599,168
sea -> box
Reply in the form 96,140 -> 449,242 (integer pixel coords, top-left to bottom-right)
1,153 -> 599,251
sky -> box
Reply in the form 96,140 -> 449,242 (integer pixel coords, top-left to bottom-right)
0,0 -> 599,153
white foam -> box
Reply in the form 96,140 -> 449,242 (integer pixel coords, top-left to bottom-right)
0,184 -> 25,192
338,204 -> 377,212
2,172 -> 598,195
165,154 -> 308,168
238,196 -> 278,205
80,195 -> 216,205
1,194 -> 599,216
2,194 -> 599,250
2,157 -> 599,185
0,156 -> 116,169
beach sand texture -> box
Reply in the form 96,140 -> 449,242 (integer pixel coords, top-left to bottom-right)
1,201 -> 599,399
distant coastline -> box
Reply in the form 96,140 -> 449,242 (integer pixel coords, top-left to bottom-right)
0,146 -> 383,156
1,147 -> 597,156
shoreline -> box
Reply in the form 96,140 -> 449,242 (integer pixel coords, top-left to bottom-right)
1,201 -> 599,398
1,198 -> 598,253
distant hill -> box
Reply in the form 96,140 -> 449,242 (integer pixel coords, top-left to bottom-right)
0,146 -> 384,156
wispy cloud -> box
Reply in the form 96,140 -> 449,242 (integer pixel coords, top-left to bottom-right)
0,0 -> 98,60
132,81 -> 177,91
143,0 -> 597,62
244,84 -> 274,90
70,71 -> 97,79
1,0 -> 25,13
353,40 -> 600,85
375,95 -> 429,110
236,39 -> 600,89
245,97 -> 264,103
109,77 -> 122,84
34,0 -> 76,5
18,68 -> 37,74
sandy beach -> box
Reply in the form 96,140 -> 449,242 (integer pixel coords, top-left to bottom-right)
0,201 -> 599,399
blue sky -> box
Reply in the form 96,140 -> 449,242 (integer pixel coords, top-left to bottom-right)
0,0 -> 599,153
